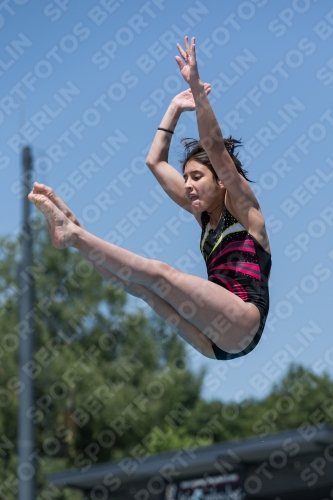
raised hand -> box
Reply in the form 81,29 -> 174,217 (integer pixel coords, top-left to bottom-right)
171,84 -> 211,112
175,36 -> 200,86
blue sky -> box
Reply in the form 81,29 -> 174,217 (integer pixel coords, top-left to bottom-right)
1,0 -> 333,403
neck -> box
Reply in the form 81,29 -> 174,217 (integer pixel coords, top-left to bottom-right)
207,202 -> 223,228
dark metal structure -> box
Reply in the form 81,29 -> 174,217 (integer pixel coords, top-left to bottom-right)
17,146 -> 35,500
49,426 -> 333,499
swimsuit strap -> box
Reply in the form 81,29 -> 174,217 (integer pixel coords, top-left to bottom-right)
201,211 -> 210,228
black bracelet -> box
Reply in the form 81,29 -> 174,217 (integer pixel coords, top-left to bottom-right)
157,127 -> 174,134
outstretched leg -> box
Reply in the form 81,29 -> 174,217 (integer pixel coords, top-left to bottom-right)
83,256 -> 216,358
29,189 -> 260,354
31,183 -> 215,358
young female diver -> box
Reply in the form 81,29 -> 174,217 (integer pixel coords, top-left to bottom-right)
28,37 -> 271,360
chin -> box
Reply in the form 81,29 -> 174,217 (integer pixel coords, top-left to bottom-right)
191,203 -> 201,213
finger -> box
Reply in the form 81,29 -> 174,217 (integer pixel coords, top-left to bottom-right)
34,184 -> 44,193
35,186 -> 47,195
33,182 -> 50,195
34,182 -> 49,191
191,37 -> 197,59
176,43 -> 187,61
184,36 -> 190,52
175,56 -> 185,71
28,192 -> 36,204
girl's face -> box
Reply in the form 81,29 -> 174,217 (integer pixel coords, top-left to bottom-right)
183,160 -> 225,213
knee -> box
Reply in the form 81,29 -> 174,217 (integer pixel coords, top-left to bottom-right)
150,261 -> 176,298
150,260 -> 172,277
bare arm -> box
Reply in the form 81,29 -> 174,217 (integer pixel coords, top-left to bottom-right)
175,37 -> 269,250
175,37 -> 252,199
146,86 -> 211,212
146,102 -> 189,210
190,80 -> 261,216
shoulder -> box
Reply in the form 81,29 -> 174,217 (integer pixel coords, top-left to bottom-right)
225,187 -> 260,225
225,191 -> 271,253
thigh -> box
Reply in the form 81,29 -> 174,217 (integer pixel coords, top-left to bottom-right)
81,254 -> 217,358
149,262 -> 261,353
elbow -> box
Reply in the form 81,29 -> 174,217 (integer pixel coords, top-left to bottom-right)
145,155 -> 154,169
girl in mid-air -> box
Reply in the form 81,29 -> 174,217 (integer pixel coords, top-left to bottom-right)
29,37 -> 271,360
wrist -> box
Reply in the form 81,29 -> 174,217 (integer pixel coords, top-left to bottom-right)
169,100 -> 183,116
190,80 -> 204,92
158,104 -> 181,133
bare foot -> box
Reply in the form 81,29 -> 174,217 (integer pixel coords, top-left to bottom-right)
31,182 -> 82,227
28,193 -> 78,249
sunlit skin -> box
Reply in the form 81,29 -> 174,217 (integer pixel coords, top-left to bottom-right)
27,36 -> 268,360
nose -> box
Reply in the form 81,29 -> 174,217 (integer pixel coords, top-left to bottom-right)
184,177 -> 193,190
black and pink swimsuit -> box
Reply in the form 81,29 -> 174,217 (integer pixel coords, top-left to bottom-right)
200,206 -> 271,360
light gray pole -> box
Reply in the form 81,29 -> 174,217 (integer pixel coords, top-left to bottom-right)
17,146 -> 35,500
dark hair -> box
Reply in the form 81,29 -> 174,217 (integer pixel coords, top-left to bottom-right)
181,137 -> 252,183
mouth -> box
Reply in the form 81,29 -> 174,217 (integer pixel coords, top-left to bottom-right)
189,195 -> 199,202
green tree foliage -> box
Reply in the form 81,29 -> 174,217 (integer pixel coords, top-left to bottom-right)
1,226 -> 333,499
0,226 -> 204,499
